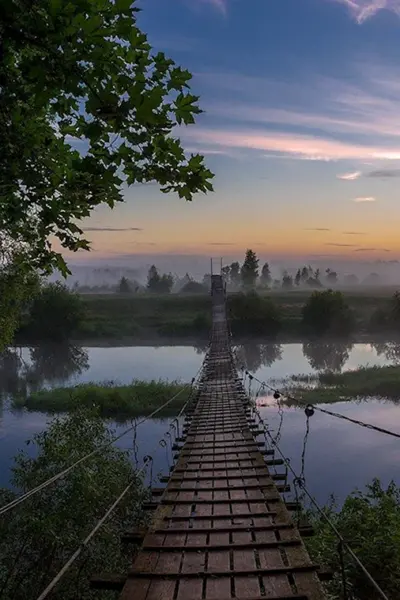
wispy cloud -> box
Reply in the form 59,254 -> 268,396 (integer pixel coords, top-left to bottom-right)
325,242 -> 358,247
304,228 -> 331,231
352,196 -> 376,202
366,169 -> 400,178
333,0 -> 400,24
183,127 -> 400,161
342,231 -> 367,235
354,247 -> 391,252
83,227 -> 143,232
194,65 -> 400,161
337,171 -> 362,180
207,242 -> 234,246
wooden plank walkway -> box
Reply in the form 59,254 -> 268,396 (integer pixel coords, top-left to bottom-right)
119,275 -> 325,600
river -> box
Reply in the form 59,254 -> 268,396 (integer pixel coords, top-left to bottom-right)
1,340 -> 400,505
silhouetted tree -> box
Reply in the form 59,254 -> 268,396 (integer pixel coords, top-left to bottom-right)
117,277 -> 131,294
282,272 -> 293,289
147,265 -> 174,294
325,268 -> 338,285
344,274 -> 359,286
230,262 -> 241,287
241,250 -> 259,288
295,269 -> 301,287
260,262 -> 272,287
221,265 -> 231,284
301,266 -> 310,283
147,265 -> 161,292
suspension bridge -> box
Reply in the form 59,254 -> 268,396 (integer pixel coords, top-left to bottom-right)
1,273 -> 392,599
118,275 -> 326,600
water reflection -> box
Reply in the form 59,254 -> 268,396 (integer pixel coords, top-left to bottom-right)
26,344 -> 89,390
302,339 -> 353,372
0,344 -> 89,399
235,343 -> 283,372
372,341 -> 400,364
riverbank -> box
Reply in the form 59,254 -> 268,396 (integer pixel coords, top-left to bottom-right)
14,380 -> 191,418
73,288 -> 398,342
289,365 -> 400,404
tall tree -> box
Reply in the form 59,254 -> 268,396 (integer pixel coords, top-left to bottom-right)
221,265 -> 231,284
241,250 -> 259,289
260,262 -> 272,287
0,0 -> 214,275
147,265 -> 161,292
118,276 -> 131,294
282,272 -> 293,289
295,269 -> 301,287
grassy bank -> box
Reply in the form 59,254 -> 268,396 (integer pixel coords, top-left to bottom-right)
77,293 -> 212,340
14,380 -> 191,418
291,365 -> 400,404
73,288 -> 397,341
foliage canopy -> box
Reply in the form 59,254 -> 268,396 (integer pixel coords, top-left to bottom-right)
0,0 -> 213,274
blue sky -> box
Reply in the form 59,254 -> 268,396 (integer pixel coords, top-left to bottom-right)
75,0 -> 400,263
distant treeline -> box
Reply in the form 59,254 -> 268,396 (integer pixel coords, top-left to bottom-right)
72,250 -> 385,296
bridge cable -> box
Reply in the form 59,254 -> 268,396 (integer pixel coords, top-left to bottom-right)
246,371 -> 400,442
35,393 -> 194,600
252,397 -> 389,600
0,369 -> 203,518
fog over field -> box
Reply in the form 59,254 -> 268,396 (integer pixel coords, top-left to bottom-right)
49,253 -> 400,288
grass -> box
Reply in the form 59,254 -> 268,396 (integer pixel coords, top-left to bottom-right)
72,287 -> 399,341
291,365 -> 400,404
77,293 -> 212,340
13,380 -> 191,418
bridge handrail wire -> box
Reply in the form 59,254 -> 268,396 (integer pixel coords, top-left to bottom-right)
246,371 -> 400,442
35,393 -> 196,600
252,403 -> 390,600
0,369 -> 204,518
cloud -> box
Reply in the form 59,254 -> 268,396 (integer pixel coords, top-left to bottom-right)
366,169 -> 400,178
304,228 -> 331,231
182,127 -> 400,161
195,66 -> 400,160
337,171 -> 362,180
325,242 -> 358,247
354,247 -> 391,252
333,0 -> 400,24
207,242 -> 234,246
342,231 -> 367,235
352,196 -> 376,202
83,227 -> 143,232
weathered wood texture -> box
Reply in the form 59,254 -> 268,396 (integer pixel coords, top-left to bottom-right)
120,275 -> 325,600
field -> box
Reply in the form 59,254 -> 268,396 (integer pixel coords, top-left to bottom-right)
74,287 -> 399,342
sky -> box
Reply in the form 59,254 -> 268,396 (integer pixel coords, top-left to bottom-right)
69,0 -> 400,266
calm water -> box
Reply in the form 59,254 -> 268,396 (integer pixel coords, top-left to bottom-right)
1,340 -> 400,504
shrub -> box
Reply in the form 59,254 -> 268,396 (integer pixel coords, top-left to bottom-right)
0,410 -> 148,600
21,282 -> 85,342
306,479 -> 400,599
180,280 -> 208,294
301,290 -> 355,335
228,292 -> 282,336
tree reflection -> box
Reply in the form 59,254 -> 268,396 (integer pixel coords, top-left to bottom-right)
372,341 -> 400,364
0,349 -> 26,400
303,339 -> 353,373
26,344 -> 89,390
235,343 -> 282,372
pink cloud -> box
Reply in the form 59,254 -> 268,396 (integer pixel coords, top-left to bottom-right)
333,0 -> 400,23
182,127 -> 400,161
337,171 -> 362,180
